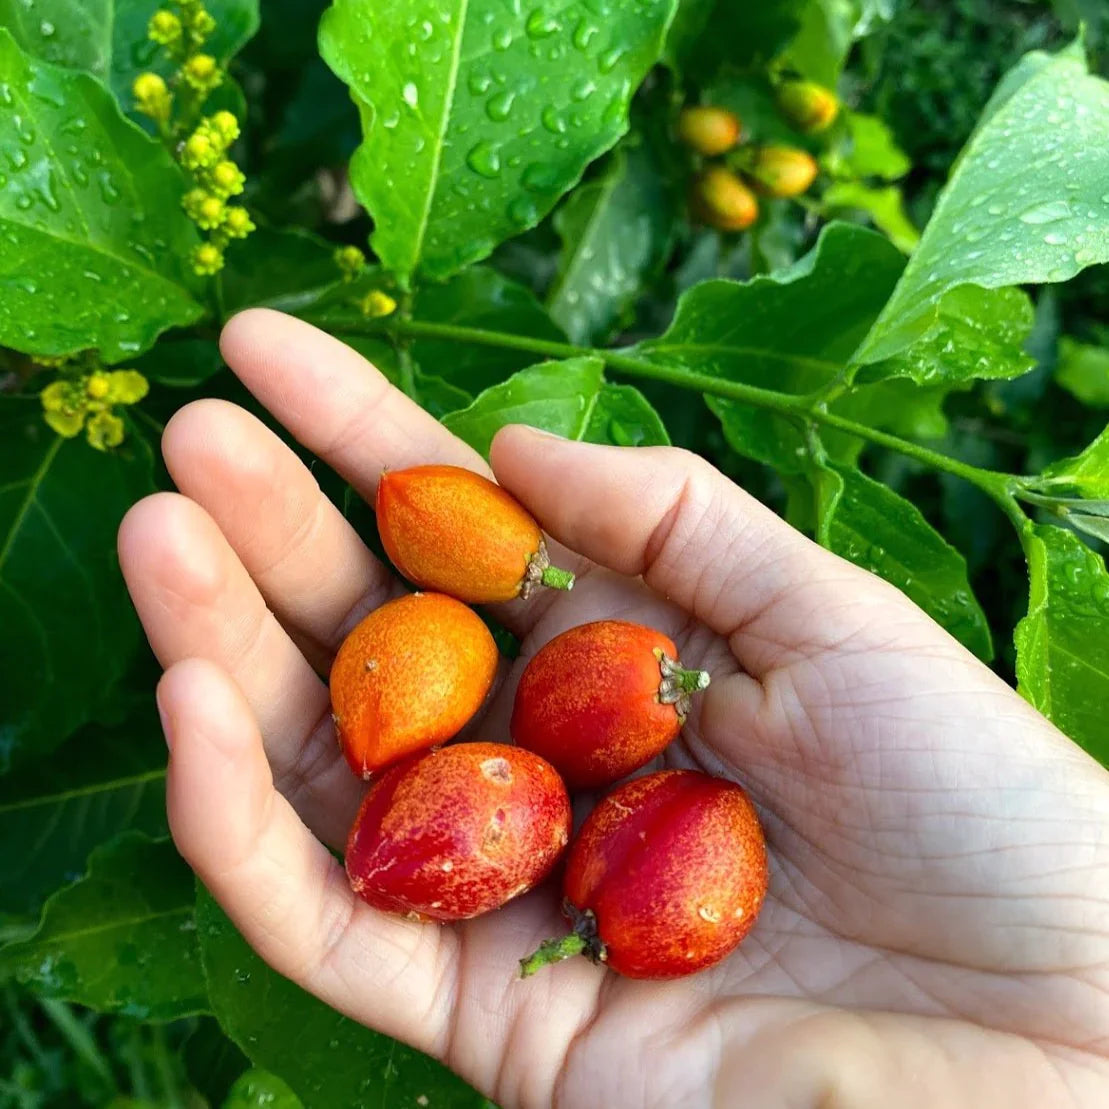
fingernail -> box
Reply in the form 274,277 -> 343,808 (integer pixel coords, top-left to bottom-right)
523,425 -> 566,440
156,691 -> 174,752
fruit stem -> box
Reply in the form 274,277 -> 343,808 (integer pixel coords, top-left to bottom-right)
519,900 -> 606,978
656,651 -> 711,722
541,565 -> 576,592
519,934 -> 588,977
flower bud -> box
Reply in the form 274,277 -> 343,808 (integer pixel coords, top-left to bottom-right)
181,132 -> 217,170
361,290 -> 398,319
334,244 -> 367,280
209,110 -> 240,145
191,242 -> 225,276
776,80 -> 839,134
147,10 -> 182,46
86,372 -> 111,400
207,160 -> 245,198
746,145 -> 818,198
677,106 -> 741,157
132,72 -> 172,123
688,167 -> 759,231
183,54 -> 222,93
222,206 -> 255,239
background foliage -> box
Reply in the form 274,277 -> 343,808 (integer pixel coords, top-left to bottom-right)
1,0 -> 1107,1104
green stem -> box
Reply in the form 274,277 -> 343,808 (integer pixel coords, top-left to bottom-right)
519,933 -> 588,977
541,565 -> 576,591
382,317 -> 1028,525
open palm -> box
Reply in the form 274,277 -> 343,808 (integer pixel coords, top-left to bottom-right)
120,310 -> 1109,1108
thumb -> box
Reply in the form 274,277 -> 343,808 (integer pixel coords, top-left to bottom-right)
490,426 -> 922,676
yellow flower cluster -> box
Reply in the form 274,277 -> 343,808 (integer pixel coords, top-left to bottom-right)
40,369 -> 150,451
334,245 -> 367,282
131,3 -> 254,278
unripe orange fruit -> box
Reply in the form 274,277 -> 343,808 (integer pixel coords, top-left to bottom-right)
747,145 -> 819,198
511,620 -> 710,790
376,465 -> 575,604
346,743 -> 572,921
688,167 -> 759,231
330,592 -> 498,778
776,80 -> 840,134
521,770 -> 768,979
677,106 -> 741,156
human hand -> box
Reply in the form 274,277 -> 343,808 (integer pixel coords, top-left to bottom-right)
119,310 -> 1109,1108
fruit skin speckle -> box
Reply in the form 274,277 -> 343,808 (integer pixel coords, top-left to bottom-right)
511,621 -> 709,790
547,770 -> 767,979
329,592 -> 498,778
375,464 -> 572,603
345,743 -> 572,922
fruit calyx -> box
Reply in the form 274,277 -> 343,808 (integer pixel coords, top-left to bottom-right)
521,540 -> 575,599
654,648 -> 710,722
519,899 -> 606,978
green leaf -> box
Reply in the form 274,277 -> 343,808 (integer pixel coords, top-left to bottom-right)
222,1070 -> 304,1109
0,30 -> 204,361
185,1018 -> 252,1108
788,0 -> 858,87
0,0 -> 258,96
821,183 -> 919,254
672,0 -> 806,76
858,286 -> 1036,387
856,44 -> 1109,364
823,465 -> 993,659
410,267 -> 565,394
197,889 -> 484,1108
835,111 -> 911,180
1016,525 -> 1109,757
133,338 -> 226,388
632,222 -> 906,391
443,357 -> 669,458
548,141 -> 678,345
0,0 -> 111,75
1055,338 -> 1109,408
0,835 -> 205,1020
0,402 -> 156,771
318,0 -> 678,283
1030,425 -> 1109,499
108,0 -> 260,108
0,705 -> 168,917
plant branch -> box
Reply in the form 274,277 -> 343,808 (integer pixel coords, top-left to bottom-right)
383,316 -> 1027,524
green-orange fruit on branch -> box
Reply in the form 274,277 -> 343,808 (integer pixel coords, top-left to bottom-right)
330,592 -> 498,779
520,770 -> 767,979
776,79 -> 840,134
376,465 -> 575,604
510,620 -> 710,790
677,105 -> 742,156
688,166 -> 759,231
346,743 -> 572,921
747,145 -> 819,198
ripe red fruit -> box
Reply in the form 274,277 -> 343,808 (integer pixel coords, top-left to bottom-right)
346,743 -> 572,922
677,105 -> 742,156
330,592 -> 498,779
688,166 -> 759,231
520,770 -> 767,979
747,145 -> 819,198
375,465 -> 575,604
510,620 -> 710,790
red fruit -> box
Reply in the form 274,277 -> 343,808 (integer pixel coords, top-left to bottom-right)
677,105 -> 742,156
330,592 -> 498,778
376,465 -> 575,604
776,80 -> 840,134
688,167 -> 759,231
510,620 -> 710,790
346,743 -> 572,922
747,145 -> 819,199
520,770 -> 767,979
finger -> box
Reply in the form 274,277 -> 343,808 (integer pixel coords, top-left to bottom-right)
218,309 -> 585,638
159,659 -> 455,1057
118,493 -> 358,846
162,399 -> 396,660
490,427 -> 928,676
219,309 -> 487,495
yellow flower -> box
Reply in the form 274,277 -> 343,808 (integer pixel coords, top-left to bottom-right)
360,290 -> 397,319
191,242 -> 225,276
86,411 -> 126,452
44,409 -> 86,438
209,110 -> 240,145
182,131 -> 217,170
193,195 -> 226,230
41,380 -> 86,437
182,54 -> 222,94
148,9 -> 182,46
207,160 -> 245,198
188,6 -> 217,42
222,206 -> 255,239
334,245 -> 366,281
133,72 -> 172,124
105,370 -> 149,405
86,372 -> 111,400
